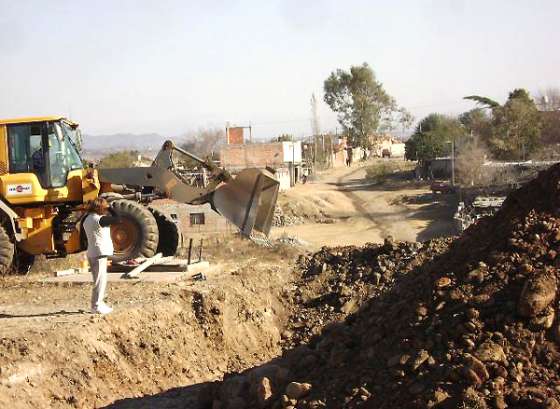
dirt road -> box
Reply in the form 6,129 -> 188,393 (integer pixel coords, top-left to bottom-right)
271,160 -> 456,247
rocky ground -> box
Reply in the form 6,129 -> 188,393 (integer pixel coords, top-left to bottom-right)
206,164 -> 560,409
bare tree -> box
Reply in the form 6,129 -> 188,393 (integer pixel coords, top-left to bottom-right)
535,88 -> 560,111
398,107 -> 415,134
455,142 -> 488,186
179,128 -> 225,162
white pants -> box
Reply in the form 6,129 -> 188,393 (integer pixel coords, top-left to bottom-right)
89,257 -> 108,309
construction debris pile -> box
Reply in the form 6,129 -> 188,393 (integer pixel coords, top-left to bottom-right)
273,206 -> 306,227
206,163 -> 560,409
273,203 -> 336,228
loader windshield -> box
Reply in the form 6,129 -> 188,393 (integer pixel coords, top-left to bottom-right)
58,122 -> 83,170
48,122 -> 83,187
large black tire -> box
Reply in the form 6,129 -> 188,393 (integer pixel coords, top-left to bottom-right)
110,200 -> 159,262
0,224 -> 14,275
13,250 -> 34,275
149,207 -> 181,257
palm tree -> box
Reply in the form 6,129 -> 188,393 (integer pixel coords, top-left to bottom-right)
463,95 -> 500,109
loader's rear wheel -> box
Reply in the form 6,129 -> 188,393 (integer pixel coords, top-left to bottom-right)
149,207 -> 181,257
0,224 -> 14,275
110,200 -> 159,262
99,192 -> 123,202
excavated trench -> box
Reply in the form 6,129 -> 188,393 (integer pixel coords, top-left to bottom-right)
0,260 -> 300,409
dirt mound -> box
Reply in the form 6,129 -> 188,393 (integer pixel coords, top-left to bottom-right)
206,238 -> 451,408
274,190 -> 345,226
208,164 -> 560,408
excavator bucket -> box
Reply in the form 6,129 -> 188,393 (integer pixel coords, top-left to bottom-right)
212,168 -> 279,237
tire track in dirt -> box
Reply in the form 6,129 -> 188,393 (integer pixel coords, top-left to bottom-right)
334,166 -> 399,240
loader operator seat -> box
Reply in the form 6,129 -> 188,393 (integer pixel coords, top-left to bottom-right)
29,130 -> 47,186
31,147 -> 47,187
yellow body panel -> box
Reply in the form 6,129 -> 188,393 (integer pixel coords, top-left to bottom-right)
63,229 -> 83,254
0,126 -> 8,175
0,116 -> 66,125
14,207 -> 57,254
0,170 -> 86,204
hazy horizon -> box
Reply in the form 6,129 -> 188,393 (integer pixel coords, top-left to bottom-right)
1,0 -> 559,140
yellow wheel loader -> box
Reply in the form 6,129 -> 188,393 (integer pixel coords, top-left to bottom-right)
0,116 -> 279,274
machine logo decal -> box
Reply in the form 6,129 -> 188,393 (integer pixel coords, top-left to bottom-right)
7,183 -> 33,196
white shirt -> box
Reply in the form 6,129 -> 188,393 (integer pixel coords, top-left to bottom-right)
83,213 -> 114,258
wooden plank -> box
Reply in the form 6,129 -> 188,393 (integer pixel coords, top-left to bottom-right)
55,268 -> 79,277
111,263 -> 187,273
110,256 -> 190,273
124,253 -> 162,278
142,264 -> 187,272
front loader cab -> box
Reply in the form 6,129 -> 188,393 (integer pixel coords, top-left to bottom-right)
6,119 -> 83,189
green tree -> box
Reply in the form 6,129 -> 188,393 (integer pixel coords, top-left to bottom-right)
464,89 -> 542,160
463,95 -> 500,109
323,63 -> 396,149
405,114 -> 466,161
98,150 -> 140,168
459,108 -> 492,140
492,90 -> 541,159
275,134 -> 294,142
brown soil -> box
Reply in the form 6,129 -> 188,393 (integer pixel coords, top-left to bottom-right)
272,161 -> 456,248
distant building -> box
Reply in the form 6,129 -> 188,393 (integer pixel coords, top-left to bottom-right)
226,127 -> 246,144
332,138 -> 348,167
370,134 -> 405,158
220,141 -> 303,191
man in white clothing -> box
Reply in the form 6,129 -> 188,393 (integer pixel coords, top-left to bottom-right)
83,198 -> 121,314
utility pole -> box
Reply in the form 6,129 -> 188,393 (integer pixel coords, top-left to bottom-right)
450,140 -> 455,186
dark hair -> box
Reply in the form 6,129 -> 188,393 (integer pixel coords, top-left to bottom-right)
87,198 -> 109,215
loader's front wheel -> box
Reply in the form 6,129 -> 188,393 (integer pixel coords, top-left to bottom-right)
0,224 -> 14,275
110,200 -> 159,262
14,251 -> 34,275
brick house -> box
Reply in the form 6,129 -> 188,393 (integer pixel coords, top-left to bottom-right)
220,141 -> 303,191
370,134 -> 406,158
150,199 -> 234,240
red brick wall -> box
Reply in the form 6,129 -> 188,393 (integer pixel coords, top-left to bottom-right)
227,127 -> 244,144
220,143 -> 285,169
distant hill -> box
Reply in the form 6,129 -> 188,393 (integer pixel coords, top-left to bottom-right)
82,133 -> 171,151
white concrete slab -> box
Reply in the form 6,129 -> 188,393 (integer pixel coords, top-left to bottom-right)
43,271 -> 189,283
43,261 -> 211,283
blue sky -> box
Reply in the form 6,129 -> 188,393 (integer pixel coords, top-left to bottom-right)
1,0 -> 559,139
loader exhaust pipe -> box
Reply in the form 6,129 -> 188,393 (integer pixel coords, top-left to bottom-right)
212,169 -> 279,236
